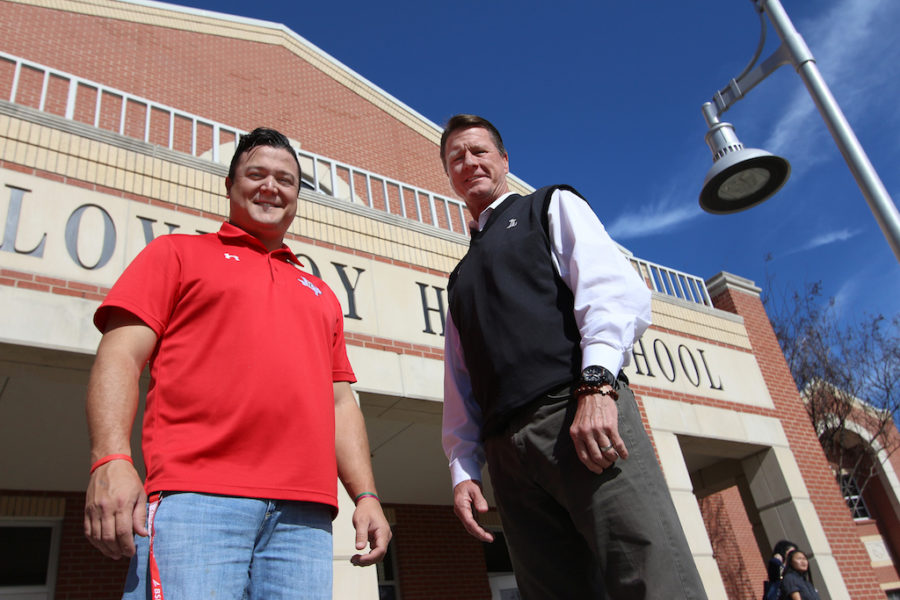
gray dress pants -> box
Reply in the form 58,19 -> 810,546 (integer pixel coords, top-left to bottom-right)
484,381 -> 708,600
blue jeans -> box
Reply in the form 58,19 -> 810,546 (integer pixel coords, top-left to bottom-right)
122,492 -> 333,600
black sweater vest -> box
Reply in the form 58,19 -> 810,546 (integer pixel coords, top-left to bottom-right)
448,185 -> 584,437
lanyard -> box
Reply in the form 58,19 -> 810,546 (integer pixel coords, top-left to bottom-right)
147,492 -> 165,600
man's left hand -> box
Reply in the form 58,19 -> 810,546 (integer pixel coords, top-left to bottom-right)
349,496 -> 392,566
569,387 -> 628,474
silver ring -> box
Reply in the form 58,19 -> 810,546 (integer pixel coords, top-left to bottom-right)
600,445 -> 614,452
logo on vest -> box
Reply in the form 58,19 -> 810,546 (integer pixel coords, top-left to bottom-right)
507,218 -> 518,229
298,276 -> 323,296
223,253 -> 240,261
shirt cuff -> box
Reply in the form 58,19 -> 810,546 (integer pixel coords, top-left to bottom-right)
581,342 -> 625,377
450,457 -> 483,488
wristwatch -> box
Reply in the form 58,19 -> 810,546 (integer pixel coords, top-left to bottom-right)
582,365 -> 616,387
574,365 -> 618,400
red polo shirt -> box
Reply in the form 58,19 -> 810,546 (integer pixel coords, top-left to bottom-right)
94,222 -> 355,509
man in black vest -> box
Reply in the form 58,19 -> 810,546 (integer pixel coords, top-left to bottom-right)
440,114 -> 707,599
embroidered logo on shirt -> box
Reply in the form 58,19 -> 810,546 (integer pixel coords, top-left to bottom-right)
507,218 -> 518,229
298,276 -> 323,296
223,253 -> 240,261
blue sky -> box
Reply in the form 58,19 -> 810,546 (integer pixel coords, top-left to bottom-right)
169,0 -> 899,325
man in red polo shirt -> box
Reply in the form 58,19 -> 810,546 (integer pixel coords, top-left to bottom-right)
84,127 -> 390,599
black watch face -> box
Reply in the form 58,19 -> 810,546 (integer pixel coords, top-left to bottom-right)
582,366 -> 614,386
582,366 -> 601,380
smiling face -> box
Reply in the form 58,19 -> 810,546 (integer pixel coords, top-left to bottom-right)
225,145 -> 300,251
443,126 -> 510,220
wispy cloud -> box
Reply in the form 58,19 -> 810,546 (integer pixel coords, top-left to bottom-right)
831,274 -> 861,318
829,260 -> 897,320
606,197 -> 703,240
802,228 -> 862,250
776,227 -> 863,258
763,0 -> 900,171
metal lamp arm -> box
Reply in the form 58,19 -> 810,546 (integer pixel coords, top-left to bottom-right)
707,44 -> 791,125
704,3 -> 794,126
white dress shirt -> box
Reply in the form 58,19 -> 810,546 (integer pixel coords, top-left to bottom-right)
442,188 -> 652,487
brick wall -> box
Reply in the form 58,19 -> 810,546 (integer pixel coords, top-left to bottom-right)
711,284 -> 886,599
0,1 -> 457,202
858,473 -> 900,587
699,486 -> 766,600
829,417 -> 900,591
389,504 -> 492,600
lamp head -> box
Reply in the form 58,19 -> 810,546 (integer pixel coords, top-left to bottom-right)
700,120 -> 790,214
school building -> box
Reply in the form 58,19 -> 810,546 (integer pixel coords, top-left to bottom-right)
1,1 -> 898,598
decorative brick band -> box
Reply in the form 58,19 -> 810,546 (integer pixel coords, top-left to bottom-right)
344,332 -> 444,361
630,384 -> 780,418
0,268 -> 109,302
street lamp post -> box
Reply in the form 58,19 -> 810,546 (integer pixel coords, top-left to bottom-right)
700,0 -> 900,262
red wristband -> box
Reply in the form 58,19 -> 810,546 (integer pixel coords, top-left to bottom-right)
90,454 -> 134,474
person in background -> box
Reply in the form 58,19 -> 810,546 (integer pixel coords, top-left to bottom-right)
765,539 -> 797,600
780,548 -> 821,600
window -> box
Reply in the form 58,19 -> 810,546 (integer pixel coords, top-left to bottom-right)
484,531 -> 520,600
839,473 -> 871,520
0,519 -> 62,599
377,539 -> 399,600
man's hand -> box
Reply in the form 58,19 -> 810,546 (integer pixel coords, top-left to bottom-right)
349,497 -> 392,566
453,479 -> 494,542
84,459 -> 147,559
569,387 -> 628,474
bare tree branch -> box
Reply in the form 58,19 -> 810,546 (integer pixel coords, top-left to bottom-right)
763,272 -> 900,519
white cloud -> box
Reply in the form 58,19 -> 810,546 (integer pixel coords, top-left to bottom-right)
802,228 -> 862,250
778,227 -> 862,258
763,0 -> 900,170
606,199 -> 702,240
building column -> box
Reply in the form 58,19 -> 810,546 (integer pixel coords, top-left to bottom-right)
652,430 -> 728,599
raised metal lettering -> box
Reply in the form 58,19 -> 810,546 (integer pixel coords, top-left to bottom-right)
1,185 -> 46,257
653,338 -> 677,383
697,349 -> 724,390
332,262 -> 365,320
65,204 -> 116,270
137,216 -> 180,244
677,344 -> 702,387
417,282 -> 445,336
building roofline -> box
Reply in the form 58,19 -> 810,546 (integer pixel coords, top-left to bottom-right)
33,0 -> 534,195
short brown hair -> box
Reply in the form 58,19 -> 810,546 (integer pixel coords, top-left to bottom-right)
439,114 -> 507,170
